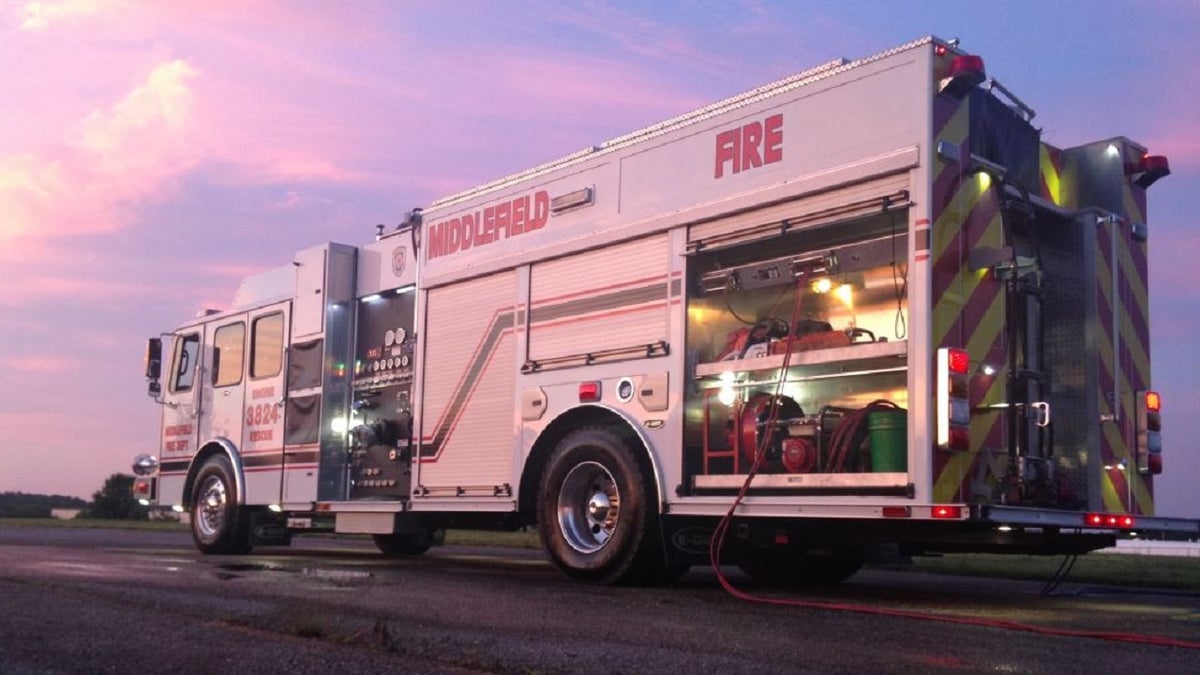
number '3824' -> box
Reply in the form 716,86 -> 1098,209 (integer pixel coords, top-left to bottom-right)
245,403 -> 280,427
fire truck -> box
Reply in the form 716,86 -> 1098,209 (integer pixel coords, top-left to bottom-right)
135,37 -> 1197,585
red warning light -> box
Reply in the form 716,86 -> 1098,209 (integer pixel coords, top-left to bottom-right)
932,505 -> 963,519
578,381 -> 601,403
949,55 -> 985,79
1130,154 -> 1170,188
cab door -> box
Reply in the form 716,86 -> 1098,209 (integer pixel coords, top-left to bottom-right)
157,330 -> 203,506
200,315 -> 250,494
241,304 -> 291,504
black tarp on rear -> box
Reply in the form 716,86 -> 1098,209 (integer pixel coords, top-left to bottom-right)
969,89 -> 1040,191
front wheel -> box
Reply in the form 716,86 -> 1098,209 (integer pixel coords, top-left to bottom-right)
538,427 -> 661,584
190,456 -> 252,555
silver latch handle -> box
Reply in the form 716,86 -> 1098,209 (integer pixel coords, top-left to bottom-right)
1030,401 -> 1050,428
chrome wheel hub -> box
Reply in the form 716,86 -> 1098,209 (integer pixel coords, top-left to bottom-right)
195,475 -> 227,539
557,461 -> 620,554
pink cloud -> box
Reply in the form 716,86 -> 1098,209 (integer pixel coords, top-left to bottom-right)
18,0 -> 120,32
0,275 -> 145,308
0,355 -> 77,373
0,59 -> 199,304
0,59 -> 198,245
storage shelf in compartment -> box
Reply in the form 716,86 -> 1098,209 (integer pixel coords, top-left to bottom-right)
693,472 -> 908,490
694,339 -> 907,379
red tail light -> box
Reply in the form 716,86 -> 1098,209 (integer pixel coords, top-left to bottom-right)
1085,513 -> 1136,528
1148,454 -> 1163,475
1135,389 -> 1163,474
937,348 -> 972,451
947,348 -> 970,375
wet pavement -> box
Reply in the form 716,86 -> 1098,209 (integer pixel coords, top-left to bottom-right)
1,525 -> 1198,673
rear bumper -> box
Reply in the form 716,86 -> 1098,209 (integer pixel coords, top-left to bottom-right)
977,504 -> 1200,538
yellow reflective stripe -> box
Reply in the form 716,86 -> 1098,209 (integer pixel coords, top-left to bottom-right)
933,451 -> 972,503
1040,145 -> 1062,206
932,207 -> 1001,348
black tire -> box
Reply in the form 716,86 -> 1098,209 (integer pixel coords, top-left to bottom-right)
738,547 -> 864,586
538,427 -> 662,584
373,529 -> 440,557
190,455 -> 252,555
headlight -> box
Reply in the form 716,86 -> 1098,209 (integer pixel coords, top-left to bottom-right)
132,454 -> 159,476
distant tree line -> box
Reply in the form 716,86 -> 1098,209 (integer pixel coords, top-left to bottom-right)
1,473 -> 148,520
0,491 -> 86,518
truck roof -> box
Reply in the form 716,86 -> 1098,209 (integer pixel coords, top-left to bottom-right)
428,36 -> 954,212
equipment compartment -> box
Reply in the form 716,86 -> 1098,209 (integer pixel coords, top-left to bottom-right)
684,212 -> 910,492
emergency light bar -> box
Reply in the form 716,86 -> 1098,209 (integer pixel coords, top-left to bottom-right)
939,54 -> 986,98
1129,154 -> 1170,189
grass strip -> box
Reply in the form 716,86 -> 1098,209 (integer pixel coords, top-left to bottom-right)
907,552 -> 1200,592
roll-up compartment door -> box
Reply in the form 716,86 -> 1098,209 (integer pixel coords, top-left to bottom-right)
688,172 -> 910,251
417,271 -> 518,495
528,234 -> 670,365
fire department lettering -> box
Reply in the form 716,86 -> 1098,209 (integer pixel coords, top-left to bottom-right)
164,424 -> 193,437
714,113 -> 783,179
427,190 -> 550,260
163,423 -> 192,452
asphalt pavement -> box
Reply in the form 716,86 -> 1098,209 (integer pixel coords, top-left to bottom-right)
1,525 -> 1198,674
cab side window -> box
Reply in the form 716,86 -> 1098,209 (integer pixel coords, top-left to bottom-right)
250,313 -> 284,379
171,334 -> 201,393
212,322 -> 246,387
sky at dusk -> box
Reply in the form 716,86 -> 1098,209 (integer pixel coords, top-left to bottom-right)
1,1 -> 1197,517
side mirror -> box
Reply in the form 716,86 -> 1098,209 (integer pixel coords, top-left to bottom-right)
145,338 -> 163,380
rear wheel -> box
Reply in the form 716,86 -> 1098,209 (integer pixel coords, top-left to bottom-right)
190,456 -> 252,555
538,427 -> 663,584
